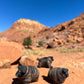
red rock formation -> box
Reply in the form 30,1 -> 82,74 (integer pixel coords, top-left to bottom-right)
0,19 -> 49,42
0,13 -> 84,48
0,41 -> 24,64
33,12 -> 84,48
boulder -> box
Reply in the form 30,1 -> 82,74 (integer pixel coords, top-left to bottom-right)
47,41 -> 57,48
0,41 -> 24,64
19,56 -> 38,66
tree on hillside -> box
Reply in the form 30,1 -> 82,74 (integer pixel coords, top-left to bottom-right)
23,36 -> 32,47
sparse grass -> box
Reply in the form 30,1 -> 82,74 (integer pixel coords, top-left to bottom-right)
23,49 -> 34,57
33,50 -> 40,55
23,48 -> 47,56
23,47 -> 84,56
56,47 -> 84,53
39,53 -> 45,56
50,47 -> 84,53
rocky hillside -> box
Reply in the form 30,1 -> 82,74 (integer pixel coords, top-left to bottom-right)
32,12 -> 84,48
0,13 -> 84,48
0,19 -> 49,42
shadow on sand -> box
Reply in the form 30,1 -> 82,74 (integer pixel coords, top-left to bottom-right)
12,76 -> 54,84
42,75 -> 54,84
12,78 -> 23,84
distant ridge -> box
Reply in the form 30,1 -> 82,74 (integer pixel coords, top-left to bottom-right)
0,18 -> 49,42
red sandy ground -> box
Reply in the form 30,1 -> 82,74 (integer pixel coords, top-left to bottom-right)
0,42 -> 84,84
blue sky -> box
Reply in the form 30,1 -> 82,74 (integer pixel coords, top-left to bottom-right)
0,0 -> 84,33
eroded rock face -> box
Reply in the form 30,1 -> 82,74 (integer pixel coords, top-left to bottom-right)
0,19 -> 49,42
0,13 -> 84,48
32,12 -> 84,48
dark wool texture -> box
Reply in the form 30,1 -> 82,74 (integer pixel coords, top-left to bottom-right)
48,67 -> 69,84
37,56 -> 54,68
16,66 -> 39,84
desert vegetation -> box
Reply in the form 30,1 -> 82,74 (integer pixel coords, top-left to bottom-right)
38,40 -> 44,46
53,47 -> 84,53
23,36 -> 32,47
23,48 -> 47,57
46,35 -> 49,39
68,21 -> 74,26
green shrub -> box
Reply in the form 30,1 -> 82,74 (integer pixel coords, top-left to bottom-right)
68,21 -> 74,26
38,41 -> 44,46
46,35 -> 49,39
23,36 -> 32,46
